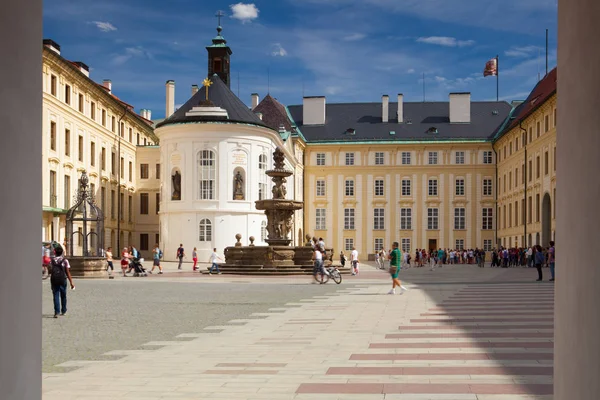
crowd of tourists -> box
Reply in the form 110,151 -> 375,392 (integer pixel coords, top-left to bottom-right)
490,242 -> 555,281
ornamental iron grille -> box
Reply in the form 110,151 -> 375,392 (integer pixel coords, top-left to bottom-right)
66,171 -> 105,257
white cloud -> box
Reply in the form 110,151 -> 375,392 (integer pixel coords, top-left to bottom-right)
407,68 -> 415,74
112,46 -> 151,65
90,21 -> 117,32
343,33 -> 366,41
230,3 -> 259,23
505,45 -> 542,58
416,36 -> 475,47
271,43 -> 288,57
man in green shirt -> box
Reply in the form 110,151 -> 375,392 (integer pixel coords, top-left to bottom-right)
388,242 -> 408,295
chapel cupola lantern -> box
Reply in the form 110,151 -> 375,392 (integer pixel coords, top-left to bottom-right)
65,171 -> 104,257
206,10 -> 232,88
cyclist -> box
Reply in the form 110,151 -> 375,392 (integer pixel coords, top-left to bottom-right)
312,245 -> 327,284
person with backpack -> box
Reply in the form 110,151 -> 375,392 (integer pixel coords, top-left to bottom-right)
50,246 -> 75,318
534,244 -> 545,281
176,244 -> 185,270
150,243 -> 163,274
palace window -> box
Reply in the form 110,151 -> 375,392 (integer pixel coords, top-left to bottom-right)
483,151 -> 492,164
156,164 -> 161,179
401,179 -> 411,196
373,208 -> 385,230
139,234 -> 149,251
536,156 -> 541,178
536,121 -> 541,138
375,152 -> 384,165
50,122 -> 56,151
401,238 -> 411,253
128,195 -> 132,222
110,190 -> 115,219
112,116 -> 116,133
455,239 -> 465,251
536,193 -> 541,222
50,75 -> 57,96
545,115 -> 549,132
545,151 -> 549,175
78,135 -> 84,162
90,102 -> 96,120
428,151 -> 438,165
455,151 -> 465,164
454,208 -> 466,230
482,208 -> 493,230
345,152 -> 355,166
400,208 -> 412,230
345,238 -> 354,251
199,219 -> 212,241
374,238 -> 384,252
102,109 -> 106,127
316,180 -> 325,196
156,193 -> 160,214
64,129 -> 70,157
90,142 -> 95,167
128,162 -> 133,182
78,93 -> 84,113
483,178 -> 492,196
63,175 -> 70,209
316,209 -> 326,230
529,159 -> 533,181
455,178 -> 465,196
316,153 -> 325,166
259,154 -> 268,200
483,239 -> 492,251
427,208 -> 439,230
198,150 -> 216,200
374,179 -> 384,196
344,208 -> 355,230
401,151 -> 411,165
140,193 -> 149,215
428,179 -> 438,196
140,164 -> 149,179
64,85 -> 71,105
129,128 -> 133,142
345,179 -> 354,197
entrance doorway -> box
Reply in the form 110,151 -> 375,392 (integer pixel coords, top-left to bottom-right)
542,193 -> 552,246
428,239 -> 437,252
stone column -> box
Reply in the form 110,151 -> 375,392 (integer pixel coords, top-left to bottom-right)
0,1 -> 42,399
555,0 -> 600,399
53,215 -> 60,241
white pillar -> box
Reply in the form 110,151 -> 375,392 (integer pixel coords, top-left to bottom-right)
556,0 -> 600,398
0,1 -> 42,398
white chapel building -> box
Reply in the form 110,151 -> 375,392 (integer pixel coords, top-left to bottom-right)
152,26 -> 305,261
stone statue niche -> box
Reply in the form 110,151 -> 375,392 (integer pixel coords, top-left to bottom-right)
171,169 -> 181,201
233,168 -> 245,200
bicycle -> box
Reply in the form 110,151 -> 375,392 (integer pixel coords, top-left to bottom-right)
314,265 -> 342,284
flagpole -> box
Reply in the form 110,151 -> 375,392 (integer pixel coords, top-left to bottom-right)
496,55 -> 499,101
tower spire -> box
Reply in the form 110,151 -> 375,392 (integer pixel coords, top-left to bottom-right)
206,10 -> 232,88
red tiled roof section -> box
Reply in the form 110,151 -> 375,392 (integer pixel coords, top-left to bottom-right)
506,67 -> 557,131
253,94 -> 293,132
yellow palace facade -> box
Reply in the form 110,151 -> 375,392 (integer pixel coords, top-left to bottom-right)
493,69 -> 557,248
288,93 -> 510,257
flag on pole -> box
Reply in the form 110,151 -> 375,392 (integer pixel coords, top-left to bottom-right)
483,58 -> 498,77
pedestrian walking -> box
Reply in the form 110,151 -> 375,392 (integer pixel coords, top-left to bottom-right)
176,244 -> 185,270
534,245 -> 544,281
208,248 -> 223,275
350,247 -> 359,276
49,246 -> 75,318
312,245 -> 326,284
150,244 -> 163,274
548,241 -> 555,281
105,247 -> 114,275
340,251 -> 346,269
120,247 -> 130,277
192,247 -> 198,271
387,242 -> 407,295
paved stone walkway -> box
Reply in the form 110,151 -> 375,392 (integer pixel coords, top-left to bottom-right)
43,265 -> 554,399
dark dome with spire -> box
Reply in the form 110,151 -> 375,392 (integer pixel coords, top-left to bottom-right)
155,74 -> 270,129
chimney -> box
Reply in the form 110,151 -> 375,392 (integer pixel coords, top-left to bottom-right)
140,109 -> 147,119
302,96 -> 326,125
102,79 -> 112,94
382,95 -> 389,123
166,80 -> 175,118
449,92 -> 471,123
251,93 -> 260,110
397,94 -> 404,123
73,61 -> 90,77
146,109 -> 152,120
256,112 -> 263,120
191,84 -> 199,96
43,39 -> 61,55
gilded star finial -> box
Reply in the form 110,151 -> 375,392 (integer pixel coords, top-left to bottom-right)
202,78 -> 213,100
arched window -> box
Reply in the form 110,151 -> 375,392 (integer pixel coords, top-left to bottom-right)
199,219 -> 212,242
261,220 -> 267,242
198,150 -> 216,200
258,154 -> 268,200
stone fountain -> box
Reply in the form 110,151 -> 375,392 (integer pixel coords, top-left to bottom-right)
219,147 -> 326,274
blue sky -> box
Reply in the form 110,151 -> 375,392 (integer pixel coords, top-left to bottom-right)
44,0 -> 557,119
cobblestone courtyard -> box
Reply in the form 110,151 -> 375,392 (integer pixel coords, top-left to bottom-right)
43,262 -> 555,399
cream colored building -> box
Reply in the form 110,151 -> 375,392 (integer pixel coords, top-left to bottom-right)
493,68 -> 557,248
42,39 -> 158,256
289,94 -> 511,257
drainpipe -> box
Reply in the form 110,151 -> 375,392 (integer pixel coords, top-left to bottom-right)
520,122 -> 527,248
